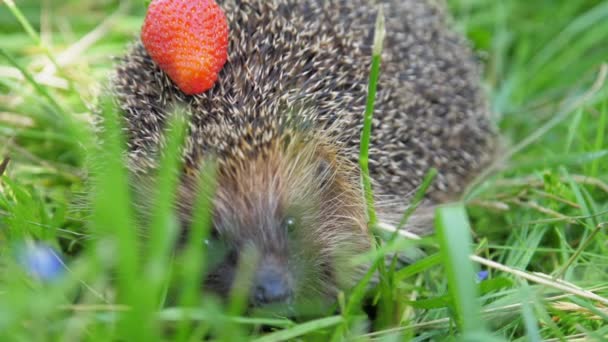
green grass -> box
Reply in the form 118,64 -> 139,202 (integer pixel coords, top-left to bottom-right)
1,0 -> 608,340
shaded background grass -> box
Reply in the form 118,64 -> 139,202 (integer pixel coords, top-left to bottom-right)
1,0 -> 608,340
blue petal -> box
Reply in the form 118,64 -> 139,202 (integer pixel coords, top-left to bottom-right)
476,270 -> 489,282
19,243 -> 65,281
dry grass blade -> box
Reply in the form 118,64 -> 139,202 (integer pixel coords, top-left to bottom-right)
377,224 -> 608,306
554,222 -> 606,278
551,301 -> 608,320
508,198 -> 576,223
529,189 -> 581,208
471,256 -> 608,306
494,175 -> 608,194
357,287 -> 608,339
0,157 -> 9,177
0,66 -> 68,89
544,333 -> 589,342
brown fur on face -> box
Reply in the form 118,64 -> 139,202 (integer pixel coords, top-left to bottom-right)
177,135 -> 372,307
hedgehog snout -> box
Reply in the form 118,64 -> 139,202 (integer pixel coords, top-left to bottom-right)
251,254 -> 293,305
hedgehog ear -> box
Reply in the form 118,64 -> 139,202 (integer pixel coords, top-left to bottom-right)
314,157 -> 335,191
281,133 -> 292,152
316,158 -> 331,179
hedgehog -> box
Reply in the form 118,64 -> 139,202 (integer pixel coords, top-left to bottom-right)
110,0 -> 496,309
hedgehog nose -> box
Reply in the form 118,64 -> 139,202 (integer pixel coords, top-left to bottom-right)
254,267 -> 291,304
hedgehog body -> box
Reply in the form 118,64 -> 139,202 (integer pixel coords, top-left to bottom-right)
112,0 -> 496,307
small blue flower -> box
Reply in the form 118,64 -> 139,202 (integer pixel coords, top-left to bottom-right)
18,243 -> 65,281
476,270 -> 489,283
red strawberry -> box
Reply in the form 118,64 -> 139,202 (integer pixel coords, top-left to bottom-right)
141,0 -> 229,95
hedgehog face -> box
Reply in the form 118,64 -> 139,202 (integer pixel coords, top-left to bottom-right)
198,139 -> 371,310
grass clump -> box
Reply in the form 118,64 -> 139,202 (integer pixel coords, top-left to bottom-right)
1,0 -> 608,341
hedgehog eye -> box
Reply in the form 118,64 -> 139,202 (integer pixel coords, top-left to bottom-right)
284,216 -> 297,233
204,229 -> 224,251
205,231 -> 233,267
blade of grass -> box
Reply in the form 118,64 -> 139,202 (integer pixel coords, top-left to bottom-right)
561,167 -> 598,228
527,1 -> 608,74
227,245 -> 259,325
392,168 -> 437,236
565,108 -> 583,152
129,108 -> 190,340
554,222 -> 605,279
145,108 -> 189,303
175,159 -> 218,341
356,6 -> 395,330
90,96 -> 147,341
360,5 -> 384,235
435,203 -> 485,334
159,308 -> 294,328
394,253 -> 441,282
253,315 -> 344,342
590,101 -> 606,177
3,1 -> 40,44
330,254 -> 382,342
519,282 -> 542,342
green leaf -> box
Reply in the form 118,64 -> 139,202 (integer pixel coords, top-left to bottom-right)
435,203 -> 485,334
253,316 -> 344,342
